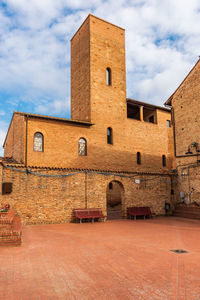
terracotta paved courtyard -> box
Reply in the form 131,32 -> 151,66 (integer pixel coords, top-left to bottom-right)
1,217 -> 200,300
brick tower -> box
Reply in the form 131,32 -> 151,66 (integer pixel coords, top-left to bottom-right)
71,14 -> 127,123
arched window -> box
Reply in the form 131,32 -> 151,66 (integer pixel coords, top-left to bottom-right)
33,132 -> 44,152
107,127 -> 113,144
78,138 -> 87,156
162,155 -> 166,167
137,152 -> 141,165
106,67 -> 112,86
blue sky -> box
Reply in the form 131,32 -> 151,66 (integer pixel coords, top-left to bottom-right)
0,0 -> 200,155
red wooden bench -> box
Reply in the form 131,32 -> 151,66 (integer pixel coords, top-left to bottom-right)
74,208 -> 106,223
127,207 -> 152,220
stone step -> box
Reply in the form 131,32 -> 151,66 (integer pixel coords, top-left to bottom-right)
0,239 -> 21,246
0,216 -> 22,246
107,210 -> 122,220
0,210 -> 15,225
175,207 -> 200,212
173,206 -> 200,220
174,210 -> 200,216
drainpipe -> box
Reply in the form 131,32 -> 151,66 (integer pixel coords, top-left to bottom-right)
85,171 -> 87,208
188,167 -> 191,203
0,163 -> 3,198
25,115 -> 28,167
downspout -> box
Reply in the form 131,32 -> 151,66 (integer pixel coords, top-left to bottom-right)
85,171 -> 87,208
188,167 -> 191,203
0,162 -> 4,202
171,107 -> 177,158
25,115 -> 28,167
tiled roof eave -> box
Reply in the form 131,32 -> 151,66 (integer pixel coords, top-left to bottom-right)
1,163 -> 173,176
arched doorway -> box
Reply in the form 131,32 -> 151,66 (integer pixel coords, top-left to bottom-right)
106,180 -> 124,220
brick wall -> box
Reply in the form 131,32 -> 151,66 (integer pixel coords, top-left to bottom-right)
172,60 -> 200,156
4,114 -> 25,163
23,112 -> 172,172
0,164 -> 172,225
170,60 -> 200,204
71,17 -> 91,122
3,15 -> 173,174
173,157 -> 200,205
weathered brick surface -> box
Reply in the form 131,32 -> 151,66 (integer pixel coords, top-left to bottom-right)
174,159 -> 200,205
4,15 -> 173,173
1,15 -> 175,224
0,164 -> 171,224
170,60 -> 200,204
71,18 -> 91,122
4,113 -> 24,163
21,113 -> 173,172
172,60 -> 200,156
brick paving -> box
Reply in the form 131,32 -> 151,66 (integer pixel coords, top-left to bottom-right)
0,217 -> 200,300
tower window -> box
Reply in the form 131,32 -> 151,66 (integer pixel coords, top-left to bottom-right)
143,107 -> 157,124
109,182 -> 113,190
79,138 -> 87,156
107,127 -> 113,144
106,68 -> 112,86
162,155 -> 166,167
167,120 -> 171,128
33,132 -> 44,152
137,152 -> 141,165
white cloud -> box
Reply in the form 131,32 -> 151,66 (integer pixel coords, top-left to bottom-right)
36,98 -> 70,116
0,0 -> 200,154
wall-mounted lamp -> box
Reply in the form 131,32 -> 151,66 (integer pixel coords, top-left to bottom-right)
185,142 -> 200,163
185,149 -> 193,155
185,142 -> 200,155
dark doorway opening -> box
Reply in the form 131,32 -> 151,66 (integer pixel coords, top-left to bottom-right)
106,181 -> 124,220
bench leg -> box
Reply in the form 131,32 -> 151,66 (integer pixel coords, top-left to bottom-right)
134,216 -> 136,220
92,218 -> 94,223
144,216 -> 145,219
80,219 -> 82,224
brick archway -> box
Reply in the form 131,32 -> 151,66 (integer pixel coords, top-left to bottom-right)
106,180 -> 124,220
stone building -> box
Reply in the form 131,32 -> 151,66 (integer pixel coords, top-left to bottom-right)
0,15 -> 174,224
165,59 -> 200,208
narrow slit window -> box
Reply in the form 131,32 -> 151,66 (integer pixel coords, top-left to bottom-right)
137,152 -> 141,165
79,138 -> 87,156
106,68 -> 112,86
162,155 -> 166,167
167,120 -> 171,128
33,132 -> 44,152
107,127 -> 113,144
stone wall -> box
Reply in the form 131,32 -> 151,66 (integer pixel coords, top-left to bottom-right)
10,110 -> 173,173
170,60 -> 200,205
0,164 -> 172,225
3,15 -> 174,174
172,60 -> 200,156
174,158 -> 200,205
71,16 -> 91,122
